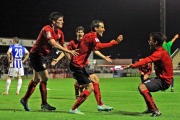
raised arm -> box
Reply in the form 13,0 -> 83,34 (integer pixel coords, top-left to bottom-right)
171,34 -> 179,43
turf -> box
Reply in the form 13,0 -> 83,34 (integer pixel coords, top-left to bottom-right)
0,76 -> 180,120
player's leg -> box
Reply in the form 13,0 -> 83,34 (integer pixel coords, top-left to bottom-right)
16,76 -> 22,95
2,67 -> 17,95
37,70 -> 55,110
2,76 -> 11,95
70,82 -> 93,114
74,80 -> 80,99
16,67 -> 24,95
20,70 -> 40,111
139,78 -> 169,117
69,65 -> 93,114
79,84 -> 84,94
90,74 -> 113,111
171,78 -> 174,92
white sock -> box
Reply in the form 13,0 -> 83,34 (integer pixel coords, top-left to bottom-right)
17,79 -> 22,93
5,79 -> 11,93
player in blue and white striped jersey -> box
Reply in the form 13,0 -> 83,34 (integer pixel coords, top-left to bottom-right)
2,37 -> 29,95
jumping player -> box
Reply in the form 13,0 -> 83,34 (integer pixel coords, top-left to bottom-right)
125,32 -> 173,117
51,26 -> 114,111
2,37 -> 29,95
162,34 -> 179,92
68,20 -> 123,114
20,12 -> 78,111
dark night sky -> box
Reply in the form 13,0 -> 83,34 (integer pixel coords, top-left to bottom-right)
0,0 -> 180,59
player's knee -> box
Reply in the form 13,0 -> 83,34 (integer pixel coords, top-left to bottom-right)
87,83 -> 94,92
138,83 -> 146,91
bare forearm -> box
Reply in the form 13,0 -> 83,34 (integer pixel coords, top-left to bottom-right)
7,52 -> 11,61
57,52 -> 65,61
94,51 -> 105,59
22,53 -> 29,62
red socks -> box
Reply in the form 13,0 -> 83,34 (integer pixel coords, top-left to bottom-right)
23,80 -> 37,102
39,82 -> 47,105
140,89 -> 158,110
93,83 -> 103,105
72,90 -> 91,110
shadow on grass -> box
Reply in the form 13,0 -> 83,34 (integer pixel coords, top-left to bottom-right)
0,109 -> 23,112
100,110 -> 143,116
32,97 -> 75,100
0,108 -> 69,113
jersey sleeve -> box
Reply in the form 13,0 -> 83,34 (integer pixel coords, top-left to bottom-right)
168,41 -> 172,47
133,51 -> 161,67
42,27 -> 55,40
95,41 -> 118,50
24,48 -> 29,53
7,46 -> 12,52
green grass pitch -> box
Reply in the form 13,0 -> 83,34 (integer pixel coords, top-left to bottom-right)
0,76 -> 180,120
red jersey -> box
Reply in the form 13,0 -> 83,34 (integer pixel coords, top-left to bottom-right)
30,25 -> 65,56
133,47 -> 173,84
67,39 -> 88,65
70,32 -> 118,67
138,63 -> 152,75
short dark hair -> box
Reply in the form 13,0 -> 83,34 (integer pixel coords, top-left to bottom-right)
13,37 -> 19,43
149,32 -> 164,45
76,26 -> 85,32
90,20 -> 104,32
49,12 -> 64,24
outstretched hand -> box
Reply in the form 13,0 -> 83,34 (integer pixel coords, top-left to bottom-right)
124,64 -> 133,70
174,34 -> 179,39
104,55 -> 112,62
116,35 -> 123,44
70,49 -> 79,56
51,59 -> 58,66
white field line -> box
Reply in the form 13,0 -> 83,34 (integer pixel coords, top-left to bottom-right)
0,85 -> 178,93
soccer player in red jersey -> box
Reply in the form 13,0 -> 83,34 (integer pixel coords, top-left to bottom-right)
52,26 -> 114,111
125,32 -> 173,117
20,12 -> 78,111
137,59 -> 152,81
67,20 -> 123,114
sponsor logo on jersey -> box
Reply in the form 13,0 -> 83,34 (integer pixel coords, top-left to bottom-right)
95,38 -> 100,42
46,31 -> 51,38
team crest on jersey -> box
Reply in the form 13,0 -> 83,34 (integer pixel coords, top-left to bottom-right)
46,31 -> 51,38
95,38 -> 100,42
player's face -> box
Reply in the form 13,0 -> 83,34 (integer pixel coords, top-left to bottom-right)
55,17 -> 64,28
95,22 -> 105,37
148,37 -> 156,50
76,30 -> 84,40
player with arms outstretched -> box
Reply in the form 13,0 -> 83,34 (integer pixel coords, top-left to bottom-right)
67,20 -> 123,114
52,26 -> 114,111
20,12 -> 78,111
2,37 -> 29,95
125,32 -> 173,117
